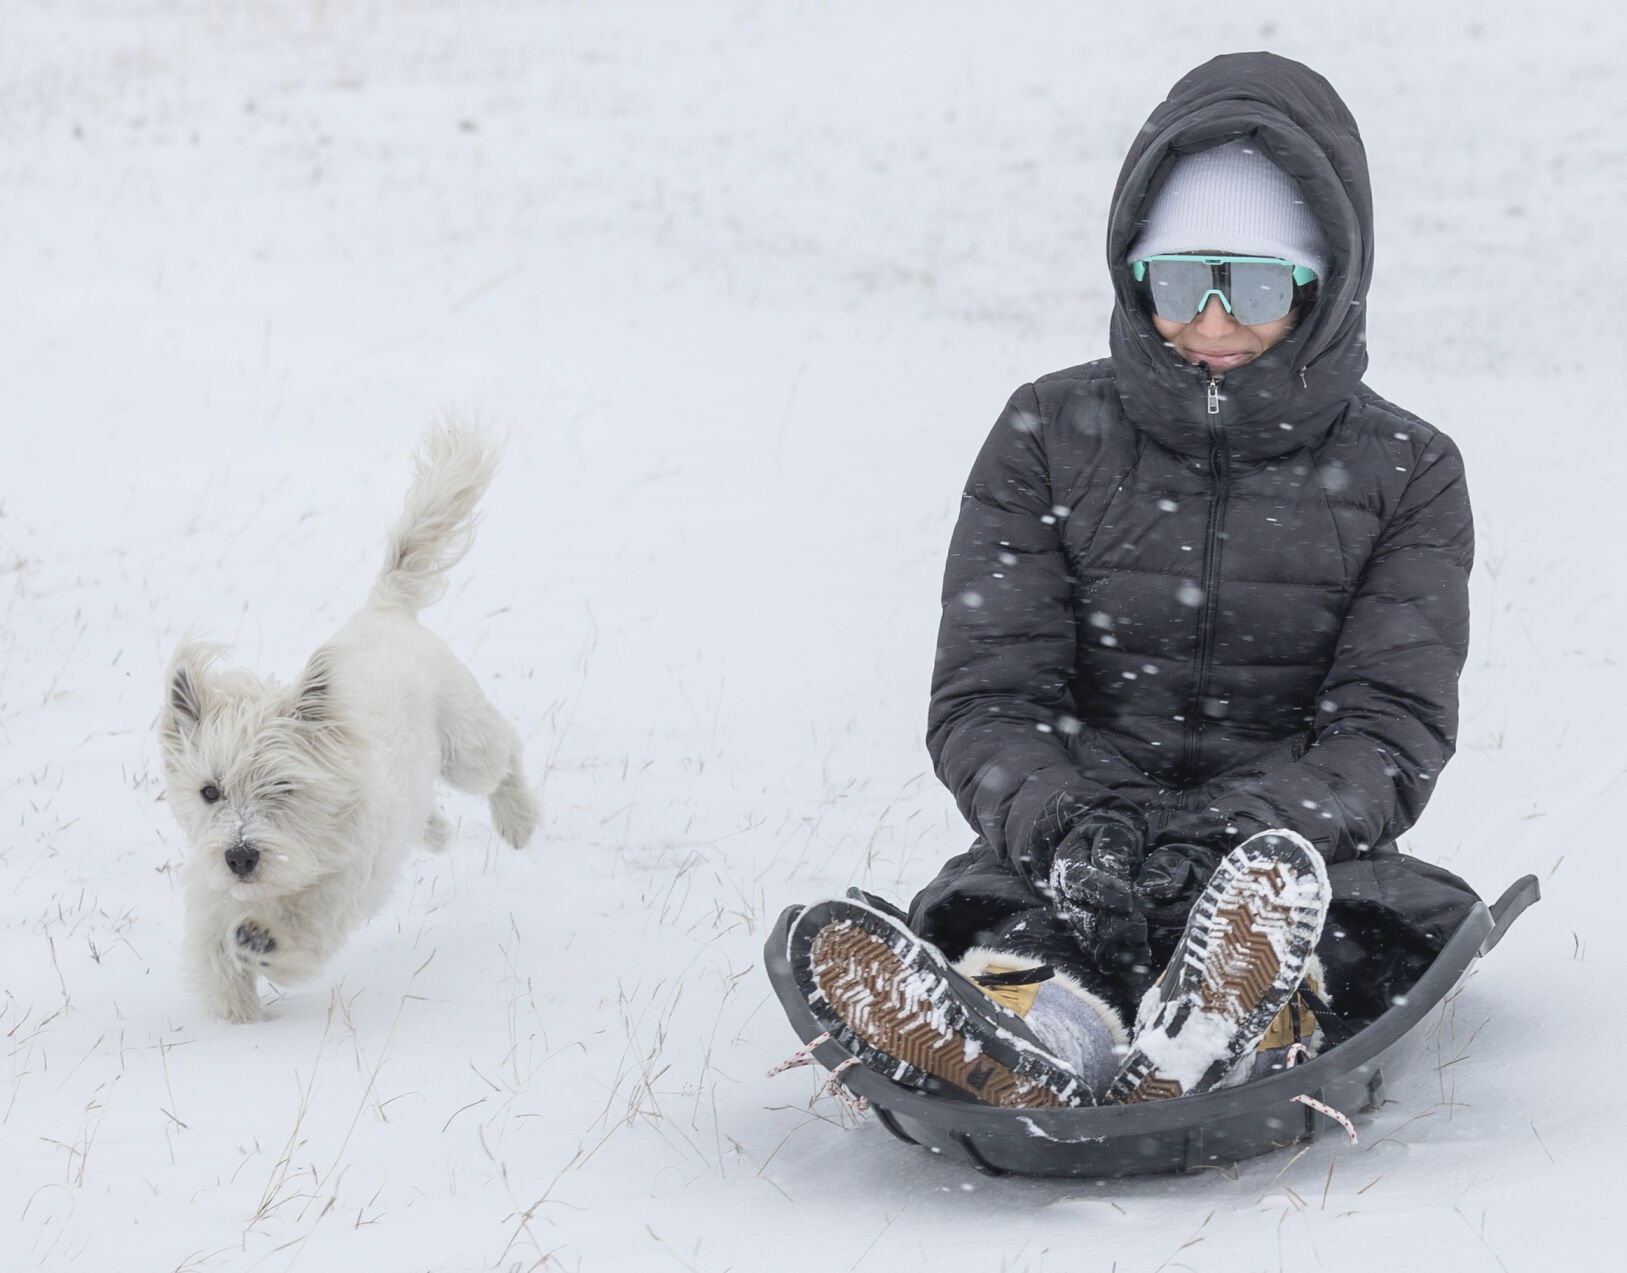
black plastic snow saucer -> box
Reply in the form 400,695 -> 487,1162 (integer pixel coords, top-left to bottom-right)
764,875 -> 1538,1178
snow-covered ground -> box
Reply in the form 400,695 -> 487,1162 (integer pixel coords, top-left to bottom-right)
3,1 -> 1621,1268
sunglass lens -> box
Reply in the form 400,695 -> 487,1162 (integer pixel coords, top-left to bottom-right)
1225,260 -> 1295,325
1143,259 -> 1217,324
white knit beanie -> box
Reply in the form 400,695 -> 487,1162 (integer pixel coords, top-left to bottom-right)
1127,139 -> 1328,281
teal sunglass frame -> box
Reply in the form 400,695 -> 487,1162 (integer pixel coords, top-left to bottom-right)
1131,254 -> 1318,326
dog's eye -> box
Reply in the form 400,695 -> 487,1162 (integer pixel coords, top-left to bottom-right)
201,784 -> 221,803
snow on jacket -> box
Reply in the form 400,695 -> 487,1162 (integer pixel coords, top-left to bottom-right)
926,53 -> 1474,881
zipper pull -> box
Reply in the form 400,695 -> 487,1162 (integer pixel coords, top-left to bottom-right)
1298,367 -> 1309,389
1206,376 -> 1221,415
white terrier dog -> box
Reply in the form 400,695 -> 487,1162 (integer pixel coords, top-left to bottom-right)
158,423 -> 537,1022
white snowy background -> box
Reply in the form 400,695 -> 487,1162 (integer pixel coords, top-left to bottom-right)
2,1 -> 1621,1268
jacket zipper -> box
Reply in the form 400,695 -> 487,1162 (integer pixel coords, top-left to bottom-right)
1183,372 -> 1230,782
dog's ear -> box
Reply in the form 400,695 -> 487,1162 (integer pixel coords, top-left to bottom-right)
161,642 -> 215,745
288,648 -> 335,724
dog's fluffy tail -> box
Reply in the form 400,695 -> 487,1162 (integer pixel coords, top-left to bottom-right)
370,421 -> 498,613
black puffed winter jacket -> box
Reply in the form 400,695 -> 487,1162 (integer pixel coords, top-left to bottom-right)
927,54 -> 1473,887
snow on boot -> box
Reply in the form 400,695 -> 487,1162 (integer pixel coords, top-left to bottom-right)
1108,830 -> 1331,1103
953,949 -> 1128,1102
787,898 -> 1092,1109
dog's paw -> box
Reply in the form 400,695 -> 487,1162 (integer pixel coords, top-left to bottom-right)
215,988 -> 267,1025
489,773 -> 538,849
235,920 -> 278,963
200,937 -> 267,1023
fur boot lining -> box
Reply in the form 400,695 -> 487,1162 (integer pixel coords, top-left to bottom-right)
954,946 -> 1129,1048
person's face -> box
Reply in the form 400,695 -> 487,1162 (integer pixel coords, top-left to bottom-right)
1151,294 -> 1296,372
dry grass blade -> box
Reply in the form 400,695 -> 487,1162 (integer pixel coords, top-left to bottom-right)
251,995 -> 339,1226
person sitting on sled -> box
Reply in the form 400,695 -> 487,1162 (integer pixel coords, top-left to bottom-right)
788,52 -> 1484,1108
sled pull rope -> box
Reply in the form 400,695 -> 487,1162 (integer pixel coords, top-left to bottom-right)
769,1032 -> 870,1114
1286,1042 -> 1357,1144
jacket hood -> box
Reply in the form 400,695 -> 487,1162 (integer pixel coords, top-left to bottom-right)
1106,53 -> 1374,459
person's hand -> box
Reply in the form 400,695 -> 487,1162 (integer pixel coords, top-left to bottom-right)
1048,810 -> 1141,911
1048,809 -> 1151,973
1134,842 -> 1221,926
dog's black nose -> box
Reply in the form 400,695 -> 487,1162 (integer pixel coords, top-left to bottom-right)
225,843 -> 260,878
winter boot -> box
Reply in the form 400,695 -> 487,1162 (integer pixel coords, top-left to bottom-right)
1247,957 -> 1334,1080
787,897 -> 1093,1108
1108,830 -> 1331,1103
953,949 -> 1128,1102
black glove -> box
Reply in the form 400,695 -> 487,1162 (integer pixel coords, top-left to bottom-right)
1134,842 -> 1222,927
1047,808 -> 1151,974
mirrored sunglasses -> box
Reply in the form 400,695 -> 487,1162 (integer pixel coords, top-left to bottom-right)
1132,254 -> 1318,326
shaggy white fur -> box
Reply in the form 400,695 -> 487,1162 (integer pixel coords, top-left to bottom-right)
158,423 -> 537,1023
